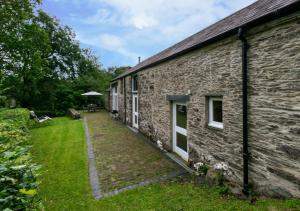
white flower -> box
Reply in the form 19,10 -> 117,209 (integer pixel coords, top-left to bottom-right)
193,162 -> 204,171
213,162 -> 232,176
157,140 -> 164,150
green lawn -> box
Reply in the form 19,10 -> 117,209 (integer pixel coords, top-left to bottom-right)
30,117 -> 300,211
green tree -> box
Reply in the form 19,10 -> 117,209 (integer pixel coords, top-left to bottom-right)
0,70 -> 7,106
0,1 -> 124,114
107,66 -> 130,78
0,0 -> 51,107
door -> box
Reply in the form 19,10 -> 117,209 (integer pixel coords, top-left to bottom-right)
132,94 -> 138,128
173,102 -> 188,161
112,86 -> 118,111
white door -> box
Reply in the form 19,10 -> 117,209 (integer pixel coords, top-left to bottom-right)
112,86 -> 118,111
173,102 -> 188,161
132,94 -> 138,128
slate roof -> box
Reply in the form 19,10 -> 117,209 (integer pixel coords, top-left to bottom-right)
112,0 -> 299,81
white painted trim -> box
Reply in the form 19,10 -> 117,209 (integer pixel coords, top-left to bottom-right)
172,102 -> 188,161
132,94 -> 139,129
208,97 -> 223,129
112,86 -> 118,111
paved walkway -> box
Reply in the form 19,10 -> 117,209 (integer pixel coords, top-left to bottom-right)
84,111 -> 185,199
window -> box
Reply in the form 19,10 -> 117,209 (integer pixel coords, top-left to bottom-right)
134,96 -> 137,112
176,132 -> 187,151
113,85 -> 118,94
208,97 -> 223,129
112,85 -> 118,111
176,104 -> 187,129
132,75 -> 138,92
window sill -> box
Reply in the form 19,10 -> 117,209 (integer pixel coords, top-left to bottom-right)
208,122 -> 223,130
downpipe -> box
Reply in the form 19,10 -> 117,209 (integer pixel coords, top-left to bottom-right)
238,27 -> 250,197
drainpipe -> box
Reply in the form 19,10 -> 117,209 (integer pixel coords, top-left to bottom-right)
124,77 -> 127,124
238,27 -> 249,197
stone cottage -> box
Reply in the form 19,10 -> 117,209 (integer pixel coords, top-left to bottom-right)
109,0 -> 300,198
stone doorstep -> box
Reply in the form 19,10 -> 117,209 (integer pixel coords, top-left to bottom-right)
166,153 -> 195,174
126,125 -> 139,133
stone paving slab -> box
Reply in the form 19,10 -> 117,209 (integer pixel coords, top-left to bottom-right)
84,111 -> 185,199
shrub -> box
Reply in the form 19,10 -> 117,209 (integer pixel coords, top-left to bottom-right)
194,162 -> 209,176
0,109 -> 41,210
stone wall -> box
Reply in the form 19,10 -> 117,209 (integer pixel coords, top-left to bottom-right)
104,91 -> 110,111
114,11 -> 300,198
125,76 -> 133,126
117,79 -> 125,122
247,12 -> 300,197
110,76 -> 133,125
137,34 -> 245,188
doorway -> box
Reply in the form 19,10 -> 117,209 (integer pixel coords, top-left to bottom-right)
132,94 -> 138,128
112,86 -> 118,111
172,102 -> 188,161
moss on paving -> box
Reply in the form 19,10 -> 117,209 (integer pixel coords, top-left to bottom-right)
30,116 -> 300,211
85,112 -> 180,192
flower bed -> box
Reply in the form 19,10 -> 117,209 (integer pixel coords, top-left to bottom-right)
0,108 -> 41,210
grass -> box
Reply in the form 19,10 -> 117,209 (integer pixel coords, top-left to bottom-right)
85,112 -> 181,192
30,116 -> 300,211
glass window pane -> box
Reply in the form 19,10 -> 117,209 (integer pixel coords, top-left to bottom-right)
176,132 -> 187,152
213,100 -> 223,123
135,115 -> 137,124
133,75 -> 138,91
176,105 -> 187,129
134,97 -> 137,112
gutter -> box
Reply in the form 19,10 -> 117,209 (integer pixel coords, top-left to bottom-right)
238,27 -> 249,197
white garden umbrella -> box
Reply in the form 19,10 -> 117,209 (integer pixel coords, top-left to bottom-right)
81,91 -> 103,111
81,91 -> 102,96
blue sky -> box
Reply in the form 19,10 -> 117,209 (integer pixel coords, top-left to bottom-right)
40,0 -> 256,68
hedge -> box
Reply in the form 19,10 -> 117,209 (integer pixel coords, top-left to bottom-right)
0,108 -> 41,210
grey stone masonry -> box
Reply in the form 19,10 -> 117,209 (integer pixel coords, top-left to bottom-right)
110,11 -> 300,198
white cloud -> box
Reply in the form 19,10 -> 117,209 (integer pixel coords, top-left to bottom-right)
99,34 -> 123,49
83,8 -> 117,25
74,0 -> 256,66
130,14 -> 157,29
90,0 -> 256,32
76,33 -> 140,63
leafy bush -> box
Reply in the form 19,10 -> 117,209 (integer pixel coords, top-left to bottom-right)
0,109 -> 41,210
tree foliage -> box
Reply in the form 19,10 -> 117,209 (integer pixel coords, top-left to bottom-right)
0,0 -> 116,114
107,66 -> 130,78
0,108 -> 41,210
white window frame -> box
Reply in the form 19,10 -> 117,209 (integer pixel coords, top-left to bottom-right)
112,85 -> 118,111
208,97 -> 223,129
132,75 -> 138,93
